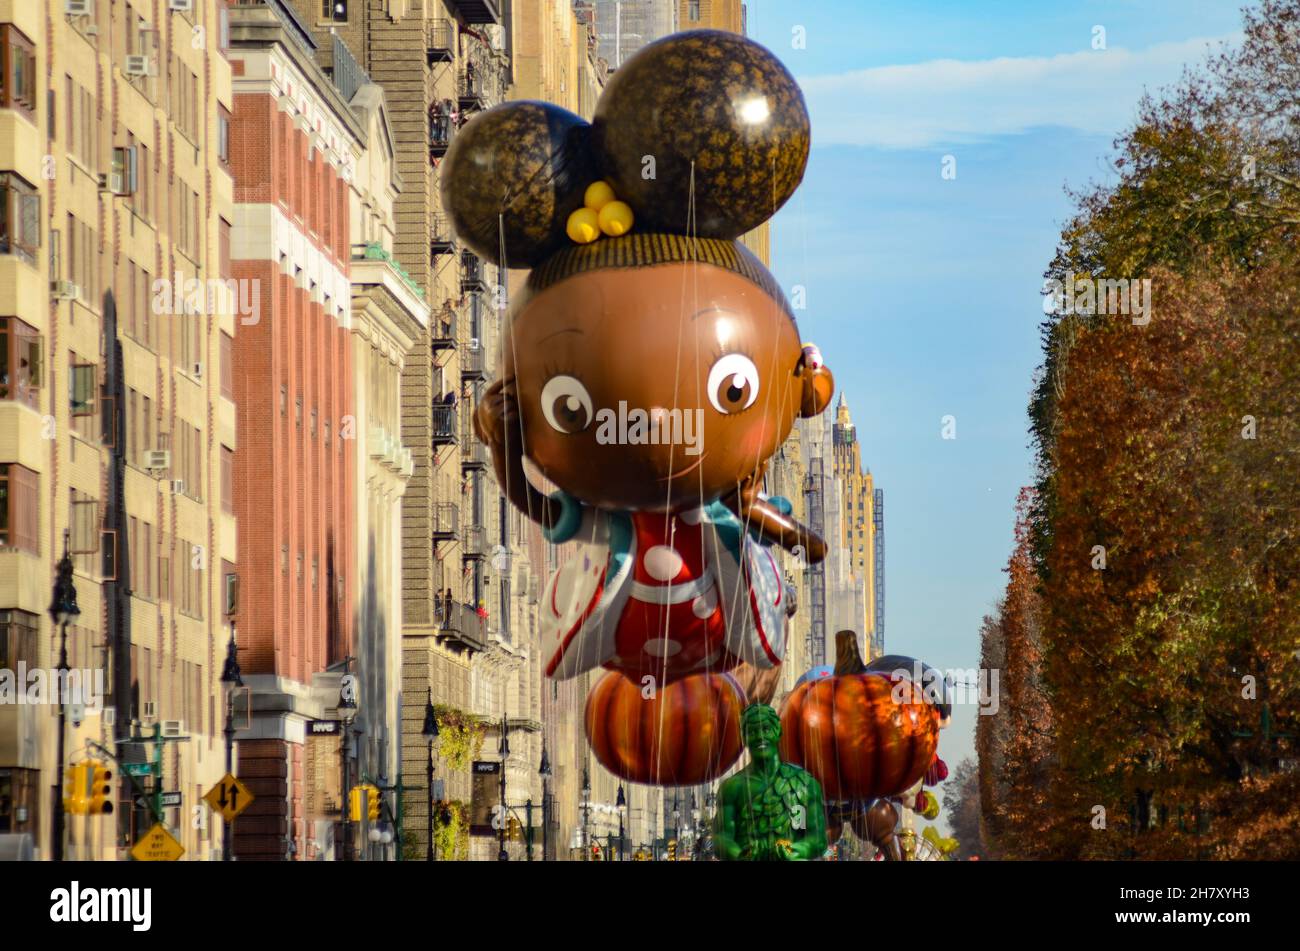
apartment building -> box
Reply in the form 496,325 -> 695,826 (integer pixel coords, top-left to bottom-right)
0,0 -> 236,860
225,0 -> 395,861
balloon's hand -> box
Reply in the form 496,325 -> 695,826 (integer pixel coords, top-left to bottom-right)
725,467 -> 828,563
474,377 -> 522,455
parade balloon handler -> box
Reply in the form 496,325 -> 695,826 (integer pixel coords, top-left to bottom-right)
442,30 -> 835,786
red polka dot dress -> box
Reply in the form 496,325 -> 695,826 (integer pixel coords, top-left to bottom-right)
610,509 -> 741,682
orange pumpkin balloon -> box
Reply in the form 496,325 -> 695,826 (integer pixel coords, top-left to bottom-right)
585,670 -> 745,785
779,673 -> 939,800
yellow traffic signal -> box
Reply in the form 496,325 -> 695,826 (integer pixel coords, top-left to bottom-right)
349,783 -> 380,822
88,763 -> 114,815
62,765 -> 88,815
667,838 -> 677,861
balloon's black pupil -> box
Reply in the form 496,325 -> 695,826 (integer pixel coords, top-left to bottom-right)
726,384 -> 744,403
556,399 -> 584,428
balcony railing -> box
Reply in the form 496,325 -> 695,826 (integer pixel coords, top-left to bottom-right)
433,597 -> 487,652
462,523 -> 486,559
460,251 -> 486,291
426,18 -> 454,63
432,404 -> 457,445
431,304 -> 457,350
460,343 -> 486,381
429,100 -> 454,158
431,213 -> 456,256
432,502 -> 459,542
461,438 -> 489,471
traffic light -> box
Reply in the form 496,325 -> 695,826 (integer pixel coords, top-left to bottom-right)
667,838 -> 677,861
88,763 -> 114,815
507,816 -> 521,841
349,783 -> 380,822
62,765 -> 88,815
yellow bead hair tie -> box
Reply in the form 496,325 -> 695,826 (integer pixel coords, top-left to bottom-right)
567,181 -> 635,244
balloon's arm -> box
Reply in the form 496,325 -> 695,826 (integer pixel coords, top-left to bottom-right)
714,787 -> 746,861
722,465 -> 827,563
475,377 -> 559,531
789,783 -> 828,860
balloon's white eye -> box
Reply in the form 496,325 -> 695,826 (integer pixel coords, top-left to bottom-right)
707,353 -> 760,415
540,375 -> 593,433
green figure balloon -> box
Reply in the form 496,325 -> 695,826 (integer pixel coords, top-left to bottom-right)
715,704 -> 828,861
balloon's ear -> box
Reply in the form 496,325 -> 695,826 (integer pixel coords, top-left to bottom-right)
799,361 -> 835,418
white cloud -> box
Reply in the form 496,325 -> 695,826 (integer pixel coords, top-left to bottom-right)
797,35 -> 1239,149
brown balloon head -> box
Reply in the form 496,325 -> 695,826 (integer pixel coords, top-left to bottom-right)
592,30 -> 811,239
440,100 -> 598,267
502,233 -> 833,512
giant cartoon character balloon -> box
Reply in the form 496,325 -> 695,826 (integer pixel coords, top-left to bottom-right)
442,31 -> 835,786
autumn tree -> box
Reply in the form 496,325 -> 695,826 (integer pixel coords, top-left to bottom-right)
1009,0 -> 1300,859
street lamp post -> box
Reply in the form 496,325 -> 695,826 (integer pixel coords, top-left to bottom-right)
539,742 -> 552,861
337,668 -> 358,861
48,532 -> 80,863
581,764 -> 591,862
218,629 -> 243,861
421,689 -> 439,861
497,715 -> 509,861
616,783 -> 626,862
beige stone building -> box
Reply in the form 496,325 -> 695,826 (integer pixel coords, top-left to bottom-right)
344,67 -> 430,857
0,0 -> 236,859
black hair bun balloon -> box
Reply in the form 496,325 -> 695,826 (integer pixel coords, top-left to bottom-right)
592,30 -> 810,240
440,101 -> 599,268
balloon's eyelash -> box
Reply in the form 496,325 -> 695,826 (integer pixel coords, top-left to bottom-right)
541,363 -> 584,384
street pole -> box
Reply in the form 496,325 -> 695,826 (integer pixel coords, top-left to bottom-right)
48,533 -> 79,863
341,716 -> 352,861
525,798 -> 534,862
223,698 -> 234,861
497,715 -> 509,861
53,617 -> 69,862
219,579 -> 243,862
336,667 -> 357,861
426,742 -> 435,861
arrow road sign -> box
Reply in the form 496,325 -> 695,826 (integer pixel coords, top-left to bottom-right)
203,773 -> 253,823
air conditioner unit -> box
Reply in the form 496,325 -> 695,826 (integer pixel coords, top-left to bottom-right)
84,25 -> 99,37
51,280 -> 80,300
469,338 -> 481,349
143,449 -> 171,470
141,700 -> 158,722
124,55 -> 153,78
169,0 -> 194,11
161,719 -> 184,738
170,479 -> 186,495
191,361 -> 203,379
65,0 -> 93,16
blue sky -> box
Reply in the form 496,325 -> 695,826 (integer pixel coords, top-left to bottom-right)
743,0 -> 1246,822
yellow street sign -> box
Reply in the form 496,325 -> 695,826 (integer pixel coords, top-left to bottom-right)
131,823 -> 185,862
203,773 -> 254,823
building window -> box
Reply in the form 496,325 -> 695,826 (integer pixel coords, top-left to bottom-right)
70,360 -> 96,418
0,25 -> 36,117
218,107 -> 231,165
70,488 -> 99,576
0,608 -> 37,669
0,317 -> 41,408
0,172 -> 40,262
0,463 -> 38,553
221,445 -> 234,514
688,0 -> 701,21
220,332 -> 234,400
323,1 -> 348,23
